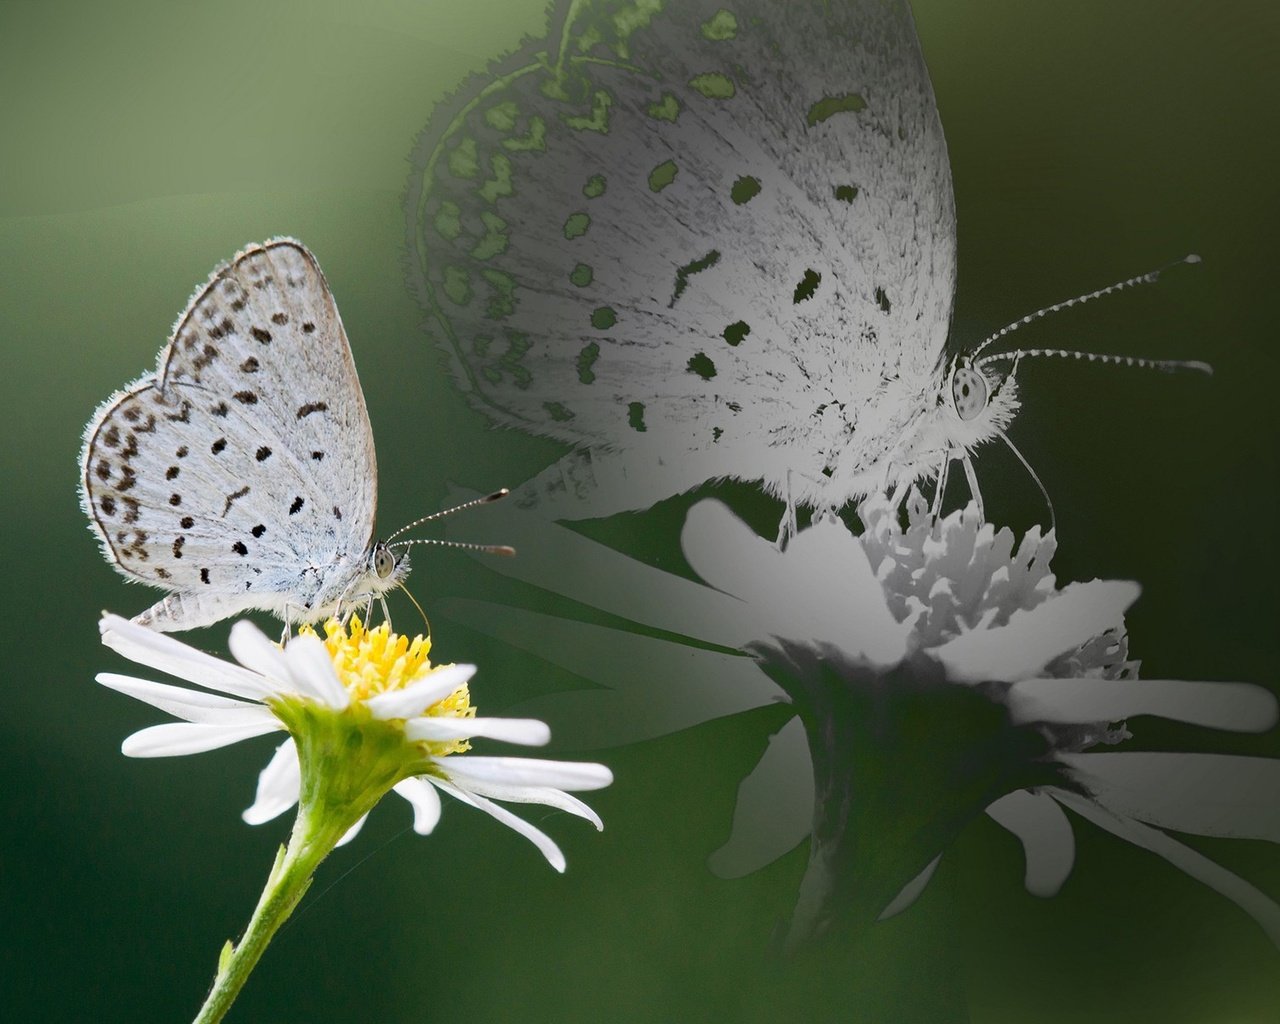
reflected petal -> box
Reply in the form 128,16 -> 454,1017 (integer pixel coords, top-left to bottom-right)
442,599 -> 782,746
936,580 -> 1139,683
986,788 -> 1076,897
681,500 -> 908,663
1052,788 -> 1280,948
877,855 -> 943,920
1008,677 -> 1278,732
709,716 -> 813,878
445,492 -> 752,649
1061,752 -> 1280,842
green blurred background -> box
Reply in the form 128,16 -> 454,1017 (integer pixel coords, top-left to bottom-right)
2,1 -> 1277,1021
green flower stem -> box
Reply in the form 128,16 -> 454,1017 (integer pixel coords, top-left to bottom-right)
191,701 -> 429,1024
191,815 -> 338,1024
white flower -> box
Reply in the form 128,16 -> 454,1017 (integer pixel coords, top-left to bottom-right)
442,491 -> 1280,945
97,613 -> 612,872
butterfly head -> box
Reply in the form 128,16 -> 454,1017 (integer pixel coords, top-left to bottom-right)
370,541 -> 408,584
927,353 -> 1022,458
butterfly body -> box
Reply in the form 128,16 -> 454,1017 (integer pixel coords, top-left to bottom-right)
407,0 -> 1017,521
80,239 -> 408,632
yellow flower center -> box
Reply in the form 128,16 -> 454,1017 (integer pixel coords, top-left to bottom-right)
299,616 -> 476,756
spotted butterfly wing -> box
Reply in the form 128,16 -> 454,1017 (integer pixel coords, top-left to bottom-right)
80,239 -> 381,631
407,0 -> 993,519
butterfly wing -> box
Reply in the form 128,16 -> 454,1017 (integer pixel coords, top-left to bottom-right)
406,0 -> 955,514
81,239 -> 378,626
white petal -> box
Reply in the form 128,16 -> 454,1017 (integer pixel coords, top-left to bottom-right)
450,779 -> 603,830
228,621 -> 294,690
364,664 -> 475,720
985,788 -> 1076,897
1061,752 -> 1280,841
403,716 -> 550,746
877,855 -> 943,920
442,756 -> 613,792
434,778 -> 565,872
1052,788 -> 1280,948
709,716 -> 813,879
335,813 -> 368,848
99,614 -> 272,700
393,777 -> 442,834
1008,677 -> 1278,733
284,633 -> 349,709
681,499 -> 908,663
96,673 -> 267,724
121,720 -> 279,757
936,580 -> 1140,684
242,739 -> 301,825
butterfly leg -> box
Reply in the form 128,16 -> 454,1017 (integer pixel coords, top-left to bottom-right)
929,453 -> 953,521
332,577 -> 359,627
960,455 -> 985,522
774,471 -> 799,550
378,594 -> 392,628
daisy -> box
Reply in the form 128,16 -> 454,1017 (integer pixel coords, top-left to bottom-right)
442,491 -> 1280,950
97,613 -> 612,1023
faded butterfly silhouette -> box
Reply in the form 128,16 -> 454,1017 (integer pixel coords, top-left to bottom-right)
80,238 -> 508,633
406,0 -> 1204,531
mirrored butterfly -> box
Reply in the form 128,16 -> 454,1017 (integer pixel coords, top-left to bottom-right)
405,0 -> 1205,532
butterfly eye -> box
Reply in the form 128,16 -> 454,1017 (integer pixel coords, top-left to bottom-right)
951,367 -> 989,421
373,546 -> 396,579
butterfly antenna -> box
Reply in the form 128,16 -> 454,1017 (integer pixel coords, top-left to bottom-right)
384,489 -> 511,544
388,537 -> 517,558
971,254 -> 1203,363
994,428 -> 1056,534
975,347 -> 1212,376
398,582 -> 432,640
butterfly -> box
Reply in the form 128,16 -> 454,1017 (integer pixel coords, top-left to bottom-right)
80,238 -> 509,633
404,0 -> 1204,534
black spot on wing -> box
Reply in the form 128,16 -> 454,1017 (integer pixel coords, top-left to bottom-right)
793,269 -> 821,303
223,486 -> 249,516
